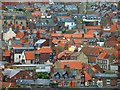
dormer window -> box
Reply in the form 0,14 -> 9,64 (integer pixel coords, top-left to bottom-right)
82,16 -> 86,19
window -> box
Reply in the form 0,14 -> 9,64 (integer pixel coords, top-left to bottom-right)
106,79 -> 110,86
4,21 -> 7,24
16,21 -> 18,24
10,21 -> 13,24
31,60 -> 33,64
41,66 -> 45,69
21,22 -> 23,24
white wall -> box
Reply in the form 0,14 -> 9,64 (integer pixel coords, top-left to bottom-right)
110,65 -> 118,71
65,22 -> 76,29
36,66 -> 51,73
14,54 -> 21,63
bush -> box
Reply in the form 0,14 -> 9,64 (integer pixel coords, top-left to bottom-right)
37,72 -> 50,79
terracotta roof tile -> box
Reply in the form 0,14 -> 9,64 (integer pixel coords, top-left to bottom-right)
12,44 -> 22,47
25,51 -> 35,60
81,46 -> 101,56
5,50 -> 10,57
83,71 -> 91,81
114,51 -> 120,59
0,82 -> 16,88
60,60 -> 83,69
25,8 -> 33,10
36,46 -> 52,53
98,53 -> 107,59
88,56 -> 96,63
57,16 -> 71,18
16,32 -> 24,39
85,26 -> 101,30
51,33 -> 63,37
110,25 -> 118,32
12,24 -> 20,29
84,33 -> 94,38
57,50 -> 68,59
63,34 -> 82,38
52,38 -> 67,44
58,42 -> 66,47
31,11 -> 42,16
92,64 -> 103,73
74,39 -> 83,44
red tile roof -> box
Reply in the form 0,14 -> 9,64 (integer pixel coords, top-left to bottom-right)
110,25 -> 118,32
25,51 -> 35,60
31,11 -> 42,16
16,32 -> 24,39
83,71 -> 91,81
57,16 -> 71,18
25,8 -> 33,10
36,46 -> 52,53
58,42 -> 66,47
51,33 -> 63,37
57,50 -> 68,59
74,39 -> 84,44
12,24 -> 20,29
59,60 -> 83,69
88,56 -> 96,63
12,44 -> 22,47
81,46 -> 101,56
85,26 -> 101,30
114,51 -> 120,59
52,38 -> 67,44
5,50 -> 10,56
98,53 -> 107,59
92,64 -> 103,73
0,82 -> 16,88
63,34 -> 82,39
84,33 -> 94,38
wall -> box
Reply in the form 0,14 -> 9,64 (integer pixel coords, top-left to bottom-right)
65,22 -> 76,30
78,53 -> 88,64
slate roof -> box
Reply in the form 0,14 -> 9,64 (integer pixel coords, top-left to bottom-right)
94,73 -> 120,78
55,13 -> 68,16
34,39 -> 46,47
65,5 -> 77,11
16,79 -> 50,85
57,16 -> 74,22
72,14 -> 85,19
36,19 -> 55,26
3,69 -> 23,78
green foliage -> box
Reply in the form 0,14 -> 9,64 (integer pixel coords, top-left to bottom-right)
4,8 -> 8,11
62,29 -> 66,33
74,18 -> 84,24
37,72 -> 50,79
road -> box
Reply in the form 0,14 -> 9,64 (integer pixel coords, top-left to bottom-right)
1,87 -> 120,90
